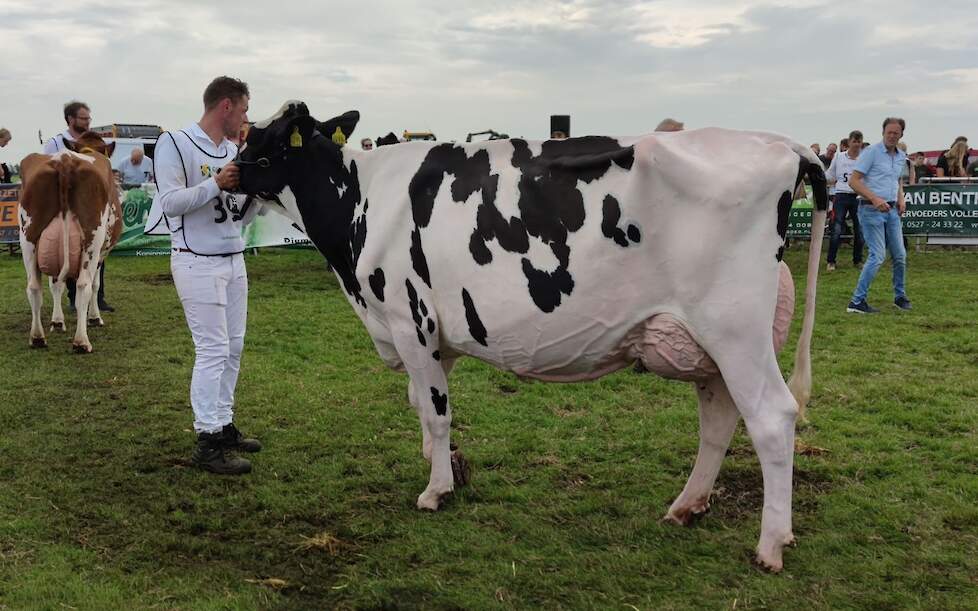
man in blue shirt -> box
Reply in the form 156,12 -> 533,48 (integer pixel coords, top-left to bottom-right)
115,147 -> 153,185
847,118 -> 912,313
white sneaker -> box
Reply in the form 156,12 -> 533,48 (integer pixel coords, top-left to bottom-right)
826,263 -> 836,271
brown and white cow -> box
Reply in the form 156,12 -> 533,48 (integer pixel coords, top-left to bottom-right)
18,132 -> 122,352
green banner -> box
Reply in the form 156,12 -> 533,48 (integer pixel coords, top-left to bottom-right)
787,183 -> 978,236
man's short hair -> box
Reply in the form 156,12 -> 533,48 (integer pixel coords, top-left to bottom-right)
848,130 -> 863,142
63,101 -> 90,123
203,76 -> 250,110
655,118 -> 684,132
0,128 -> 10,139
882,117 -> 905,133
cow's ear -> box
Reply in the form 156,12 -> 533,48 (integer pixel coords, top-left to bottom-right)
62,139 -> 79,153
286,115 -> 316,150
317,110 -> 360,145
105,142 -> 116,158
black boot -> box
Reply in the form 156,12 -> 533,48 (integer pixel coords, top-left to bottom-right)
222,423 -> 262,453
192,431 -> 252,475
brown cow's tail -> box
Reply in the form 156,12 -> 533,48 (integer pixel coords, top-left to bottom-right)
56,155 -> 76,284
787,153 -> 828,420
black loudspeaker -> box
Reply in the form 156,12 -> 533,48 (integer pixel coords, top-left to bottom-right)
550,115 -> 570,137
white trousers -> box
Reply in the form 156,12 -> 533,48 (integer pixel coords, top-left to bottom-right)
171,252 -> 248,434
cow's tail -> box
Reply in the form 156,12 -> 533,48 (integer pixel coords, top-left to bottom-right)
56,155 -> 75,284
786,150 -> 828,420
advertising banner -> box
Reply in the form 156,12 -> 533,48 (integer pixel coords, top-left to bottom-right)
0,183 -> 21,244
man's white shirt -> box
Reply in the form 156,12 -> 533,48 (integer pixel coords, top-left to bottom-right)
826,151 -> 862,195
41,130 -> 75,154
145,123 -> 260,254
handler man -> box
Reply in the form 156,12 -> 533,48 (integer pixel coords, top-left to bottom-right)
847,117 -> 913,313
147,76 -> 263,474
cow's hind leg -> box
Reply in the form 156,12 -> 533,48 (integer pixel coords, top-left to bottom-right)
409,356 -> 456,461
664,375 -> 739,525
87,259 -> 104,327
49,277 -> 67,331
21,240 -> 46,348
71,255 -> 99,353
716,353 -> 798,572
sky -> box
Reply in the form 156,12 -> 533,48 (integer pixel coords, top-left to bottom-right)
2,0 -> 977,163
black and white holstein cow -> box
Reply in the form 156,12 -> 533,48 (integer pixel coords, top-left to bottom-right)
238,101 -> 827,571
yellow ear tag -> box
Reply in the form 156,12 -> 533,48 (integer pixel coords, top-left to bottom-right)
331,126 -> 347,146
290,126 -> 303,148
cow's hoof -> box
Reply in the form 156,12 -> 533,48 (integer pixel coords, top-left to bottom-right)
417,486 -> 453,511
72,343 -> 93,354
30,337 -> 48,348
662,497 -> 710,526
50,322 -> 65,332
88,318 -> 104,327
755,533 -> 794,573
451,449 -> 471,487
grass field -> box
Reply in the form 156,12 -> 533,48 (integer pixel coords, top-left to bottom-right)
0,245 -> 976,610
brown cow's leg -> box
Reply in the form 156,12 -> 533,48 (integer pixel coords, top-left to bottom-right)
21,239 -> 46,348
49,276 -> 67,331
664,376 -> 739,526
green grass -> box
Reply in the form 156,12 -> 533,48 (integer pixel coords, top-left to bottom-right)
0,245 -> 976,610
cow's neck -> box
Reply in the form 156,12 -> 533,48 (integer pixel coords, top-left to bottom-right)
286,141 -> 367,306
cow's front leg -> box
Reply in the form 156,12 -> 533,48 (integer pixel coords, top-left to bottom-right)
664,375 -> 739,525
49,277 -> 67,332
21,240 -> 46,348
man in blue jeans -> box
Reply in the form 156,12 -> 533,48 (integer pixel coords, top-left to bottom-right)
825,129 -> 865,270
847,118 -> 912,313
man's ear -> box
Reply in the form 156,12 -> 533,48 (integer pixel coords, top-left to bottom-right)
287,115 -> 317,149
317,111 -> 360,144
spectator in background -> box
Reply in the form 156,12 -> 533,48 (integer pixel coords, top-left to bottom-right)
965,156 -> 978,178
936,140 -> 968,178
820,142 -> 837,168
115,147 -> 153,185
912,152 -> 935,182
360,138 -> 374,150
897,142 -> 914,185
839,137 -> 849,153
0,128 -> 11,183
655,118 -> 684,132
825,129 -> 865,271
810,143 -> 821,157
847,117 -> 912,313
43,101 -> 91,153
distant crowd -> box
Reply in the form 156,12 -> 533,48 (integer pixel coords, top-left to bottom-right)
810,134 -> 977,186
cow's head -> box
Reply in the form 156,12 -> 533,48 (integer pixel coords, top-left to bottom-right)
238,100 -> 360,198
63,131 -> 116,159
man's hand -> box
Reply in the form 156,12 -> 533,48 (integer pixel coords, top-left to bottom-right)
215,163 -> 240,191
871,195 -> 890,212
897,197 -> 906,216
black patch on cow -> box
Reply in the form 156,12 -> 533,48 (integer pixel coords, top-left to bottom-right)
432,350 -> 441,361
521,258 -> 575,313
368,267 -> 386,302
405,136 -> 633,314
410,227 -> 432,288
284,138 -> 368,309
627,224 -> 641,243
461,288 -> 488,346
430,387 -> 449,416
776,190 -> 793,261
601,195 -> 640,247
805,157 -> 829,212
406,277 -> 435,347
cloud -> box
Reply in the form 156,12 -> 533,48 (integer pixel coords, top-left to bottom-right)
1,0 -> 977,163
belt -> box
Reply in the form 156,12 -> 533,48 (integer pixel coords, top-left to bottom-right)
857,199 -> 896,207
172,248 -> 234,258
